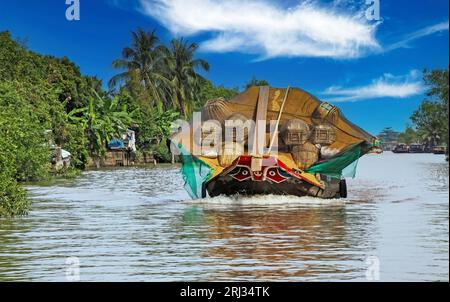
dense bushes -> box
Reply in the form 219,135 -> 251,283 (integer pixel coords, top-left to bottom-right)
0,172 -> 29,217
0,82 -> 50,216
0,31 -> 102,216
411,69 -> 449,147
0,30 -> 241,217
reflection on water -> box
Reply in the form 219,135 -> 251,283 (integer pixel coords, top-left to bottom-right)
183,203 -> 377,281
0,154 -> 448,281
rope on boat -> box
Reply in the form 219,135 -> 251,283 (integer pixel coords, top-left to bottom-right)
267,86 -> 290,154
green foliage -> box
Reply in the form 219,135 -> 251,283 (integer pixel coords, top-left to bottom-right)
411,68 -> 449,147
110,29 -> 169,112
52,166 -> 82,179
0,31 -> 103,113
0,82 -> 51,182
0,172 -> 29,217
0,31 -> 105,169
151,142 -> 173,163
135,106 -> 179,151
196,79 -> 240,110
163,38 -> 210,118
64,123 -> 89,169
0,82 -> 50,216
424,68 -> 449,107
69,91 -> 136,159
398,126 -> 419,144
411,101 -> 445,146
0,136 -> 29,217
245,76 -> 270,90
0,31 -> 104,216
110,30 -> 209,118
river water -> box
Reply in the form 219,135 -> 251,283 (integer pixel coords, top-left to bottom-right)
0,152 -> 448,282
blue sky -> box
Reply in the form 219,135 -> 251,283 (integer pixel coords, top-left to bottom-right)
0,0 -> 448,135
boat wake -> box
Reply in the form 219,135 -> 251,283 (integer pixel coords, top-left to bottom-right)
188,194 -> 347,207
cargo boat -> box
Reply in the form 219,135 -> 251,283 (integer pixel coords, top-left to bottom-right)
392,144 -> 409,154
433,146 -> 447,155
170,86 -> 381,199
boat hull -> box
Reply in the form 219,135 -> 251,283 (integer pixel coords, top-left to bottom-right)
207,176 -> 343,199
205,155 -> 345,199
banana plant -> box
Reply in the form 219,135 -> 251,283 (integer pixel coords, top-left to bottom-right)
69,90 -> 136,163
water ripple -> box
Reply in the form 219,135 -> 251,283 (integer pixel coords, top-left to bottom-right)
0,154 -> 448,281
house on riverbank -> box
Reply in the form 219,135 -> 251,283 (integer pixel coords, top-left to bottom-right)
101,150 -> 156,167
88,129 -> 157,168
52,147 -> 71,170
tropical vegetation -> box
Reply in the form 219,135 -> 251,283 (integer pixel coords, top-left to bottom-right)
395,68 -> 449,147
0,29 -> 238,216
245,77 -> 270,90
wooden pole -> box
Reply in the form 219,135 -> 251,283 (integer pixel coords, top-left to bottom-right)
267,86 -> 290,154
251,86 -> 270,172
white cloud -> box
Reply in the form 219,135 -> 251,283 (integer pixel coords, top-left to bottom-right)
385,21 -> 449,52
136,1 -> 448,60
321,70 -> 425,102
138,0 -> 380,59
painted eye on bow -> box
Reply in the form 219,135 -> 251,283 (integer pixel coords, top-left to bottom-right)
231,167 -> 252,182
266,168 -> 288,184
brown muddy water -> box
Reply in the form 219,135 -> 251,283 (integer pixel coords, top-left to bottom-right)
0,152 -> 448,281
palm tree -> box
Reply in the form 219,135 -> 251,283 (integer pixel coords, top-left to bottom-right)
109,29 -> 169,112
162,38 -> 210,118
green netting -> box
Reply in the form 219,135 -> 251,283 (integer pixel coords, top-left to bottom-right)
305,143 -> 363,179
175,143 -> 214,199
